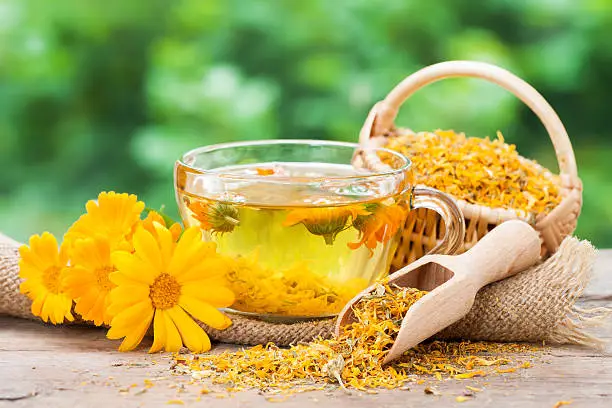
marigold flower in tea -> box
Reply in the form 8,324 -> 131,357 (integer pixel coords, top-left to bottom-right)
18,232 -> 74,324
107,225 -> 234,352
62,235 -> 116,326
349,202 -> 407,251
283,205 -> 370,245
188,200 -> 240,235
65,191 -> 145,248
384,130 -> 561,214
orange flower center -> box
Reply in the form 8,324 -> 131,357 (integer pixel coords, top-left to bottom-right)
149,273 -> 181,309
94,266 -> 116,292
42,266 -> 62,294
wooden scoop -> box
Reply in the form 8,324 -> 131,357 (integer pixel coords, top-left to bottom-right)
335,220 -> 541,364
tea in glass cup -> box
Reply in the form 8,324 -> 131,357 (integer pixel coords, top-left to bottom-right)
175,140 -> 463,321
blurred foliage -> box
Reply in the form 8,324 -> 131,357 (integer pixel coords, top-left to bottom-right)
1,0 -> 611,246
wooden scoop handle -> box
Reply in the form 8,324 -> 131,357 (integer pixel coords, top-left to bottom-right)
455,220 -> 541,286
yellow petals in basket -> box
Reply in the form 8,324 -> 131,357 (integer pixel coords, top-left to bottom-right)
385,129 -> 562,215
358,61 -> 583,267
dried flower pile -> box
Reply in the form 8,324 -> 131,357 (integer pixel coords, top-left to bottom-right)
175,283 -> 538,393
19,191 -> 235,353
385,130 -> 562,214
226,251 -> 368,316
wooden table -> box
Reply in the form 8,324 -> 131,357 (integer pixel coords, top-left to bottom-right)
1,251 -> 611,408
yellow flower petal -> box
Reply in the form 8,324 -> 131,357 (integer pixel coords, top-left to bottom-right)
84,292 -> 110,326
108,269 -> 147,287
18,232 -> 73,325
108,300 -> 153,338
167,306 -> 211,353
62,267 -> 92,289
108,287 -> 147,307
180,284 -> 235,308
141,211 -> 183,244
71,236 -> 110,271
117,307 -> 154,352
73,289 -> 98,313
66,191 -> 145,248
62,236 -> 116,326
18,262 -> 40,280
110,284 -> 149,305
52,297 -> 67,324
105,220 -> 228,353
41,296 -> 55,323
107,279 -> 149,317
173,257 -> 230,285
179,295 -> 232,330
166,227 -> 207,277
30,232 -> 59,265
19,246 -> 47,272
149,310 -> 167,353
111,252 -> 156,285
152,221 -> 175,269
132,227 -> 163,274
30,293 -> 47,316
162,309 -> 183,352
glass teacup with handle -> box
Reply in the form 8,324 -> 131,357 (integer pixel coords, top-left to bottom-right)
175,140 -> 464,322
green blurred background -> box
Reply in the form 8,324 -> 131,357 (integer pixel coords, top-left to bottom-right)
1,0 -> 611,246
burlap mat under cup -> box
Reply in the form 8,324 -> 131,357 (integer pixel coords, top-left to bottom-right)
0,236 -> 606,348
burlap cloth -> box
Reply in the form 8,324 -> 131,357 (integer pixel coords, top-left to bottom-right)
1,235 -> 607,348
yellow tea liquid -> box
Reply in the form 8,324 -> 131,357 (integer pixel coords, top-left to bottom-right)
176,162 -> 409,317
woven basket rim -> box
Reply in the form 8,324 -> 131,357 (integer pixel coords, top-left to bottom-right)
357,61 -> 584,247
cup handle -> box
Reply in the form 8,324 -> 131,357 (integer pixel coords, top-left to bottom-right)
411,186 -> 465,255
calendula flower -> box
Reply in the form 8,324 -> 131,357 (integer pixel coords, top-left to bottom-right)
142,210 -> 183,241
348,203 -> 408,251
107,224 -> 235,353
62,235 -> 115,326
283,205 -> 370,245
18,232 -> 74,324
65,191 -> 145,247
188,200 -> 240,234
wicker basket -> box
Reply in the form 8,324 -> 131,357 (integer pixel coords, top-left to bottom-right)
358,61 -> 583,269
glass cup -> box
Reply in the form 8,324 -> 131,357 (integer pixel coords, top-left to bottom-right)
175,140 -> 464,322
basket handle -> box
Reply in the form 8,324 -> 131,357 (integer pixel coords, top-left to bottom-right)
359,60 -> 578,179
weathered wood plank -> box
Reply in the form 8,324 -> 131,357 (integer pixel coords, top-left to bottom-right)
0,233 -> 19,247
1,250 -> 611,408
1,314 -> 610,408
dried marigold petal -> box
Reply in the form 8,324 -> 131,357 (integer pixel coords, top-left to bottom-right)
256,167 -> 275,176
454,370 -> 485,379
176,281 -> 541,394
384,129 -> 562,215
